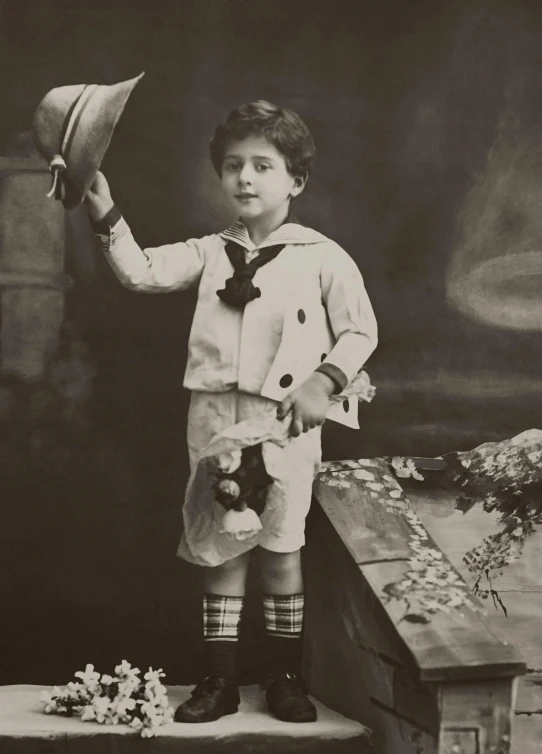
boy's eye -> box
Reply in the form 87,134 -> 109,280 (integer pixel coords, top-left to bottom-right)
224,162 -> 240,172
256,164 -> 271,172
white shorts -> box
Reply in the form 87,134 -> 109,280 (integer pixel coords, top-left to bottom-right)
177,390 -> 322,567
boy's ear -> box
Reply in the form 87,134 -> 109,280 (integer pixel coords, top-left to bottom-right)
290,173 -> 307,198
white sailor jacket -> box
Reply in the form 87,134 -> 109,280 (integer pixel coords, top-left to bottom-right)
96,217 -> 378,428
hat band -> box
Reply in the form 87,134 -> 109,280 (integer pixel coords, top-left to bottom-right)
61,83 -> 99,158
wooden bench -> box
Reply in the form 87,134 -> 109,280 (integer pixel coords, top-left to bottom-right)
303,458 -> 527,754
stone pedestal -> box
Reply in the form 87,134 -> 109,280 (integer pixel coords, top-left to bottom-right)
0,156 -> 70,380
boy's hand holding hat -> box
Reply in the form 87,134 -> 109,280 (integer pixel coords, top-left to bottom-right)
85,172 -> 114,223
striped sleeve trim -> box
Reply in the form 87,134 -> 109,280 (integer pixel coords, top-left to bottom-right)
95,216 -> 131,253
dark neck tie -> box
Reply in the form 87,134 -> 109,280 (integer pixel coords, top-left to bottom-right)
217,240 -> 285,309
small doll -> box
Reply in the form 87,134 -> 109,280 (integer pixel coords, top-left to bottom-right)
212,444 -> 274,540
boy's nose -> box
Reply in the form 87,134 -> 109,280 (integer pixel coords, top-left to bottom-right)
238,165 -> 254,184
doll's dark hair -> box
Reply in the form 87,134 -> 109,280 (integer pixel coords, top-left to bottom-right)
210,100 -> 316,178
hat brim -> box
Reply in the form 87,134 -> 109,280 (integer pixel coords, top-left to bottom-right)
61,73 -> 144,210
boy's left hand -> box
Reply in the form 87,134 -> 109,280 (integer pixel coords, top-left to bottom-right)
277,373 -> 335,437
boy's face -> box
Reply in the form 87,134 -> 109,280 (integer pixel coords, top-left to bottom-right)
220,135 -> 305,224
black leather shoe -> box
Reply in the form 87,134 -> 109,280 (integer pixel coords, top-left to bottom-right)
263,673 -> 317,722
174,675 -> 240,723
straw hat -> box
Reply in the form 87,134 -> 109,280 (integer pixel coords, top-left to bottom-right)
32,73 -> 144,210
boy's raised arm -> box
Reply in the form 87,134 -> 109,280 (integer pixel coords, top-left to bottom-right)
84,172 -> 207,293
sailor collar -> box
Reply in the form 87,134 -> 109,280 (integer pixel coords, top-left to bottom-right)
219,219 -> 328,251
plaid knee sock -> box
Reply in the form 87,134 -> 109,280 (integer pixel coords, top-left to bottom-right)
203,593 -> 244,680
262,593 -> 304,676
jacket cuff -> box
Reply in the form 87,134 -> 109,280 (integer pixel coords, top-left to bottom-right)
314,363 -> 348,394
89,204 -> 122,234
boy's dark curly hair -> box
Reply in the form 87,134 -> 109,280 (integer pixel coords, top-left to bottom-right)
210,100 -> 316,178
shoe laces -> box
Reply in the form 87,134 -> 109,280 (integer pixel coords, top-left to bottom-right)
191,675 -> 228,697
261,672 -> 308,694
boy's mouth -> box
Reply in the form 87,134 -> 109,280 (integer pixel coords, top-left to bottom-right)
235,193 -> 258,200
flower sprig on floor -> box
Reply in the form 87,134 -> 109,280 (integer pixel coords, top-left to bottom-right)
41,661 -> 173,737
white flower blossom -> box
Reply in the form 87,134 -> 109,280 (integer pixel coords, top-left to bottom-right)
81,705 -> 96,722
115,660 -> 140,677
144,668 -> 165,682
74,664 -> 101,693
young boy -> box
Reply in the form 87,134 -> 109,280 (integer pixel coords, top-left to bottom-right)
85,100 -> 378,724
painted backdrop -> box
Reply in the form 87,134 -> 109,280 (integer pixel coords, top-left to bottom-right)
0,0 -> 541,683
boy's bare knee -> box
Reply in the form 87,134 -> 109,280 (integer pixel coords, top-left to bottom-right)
208,551 -> 250,575
257,548 -> 301,577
